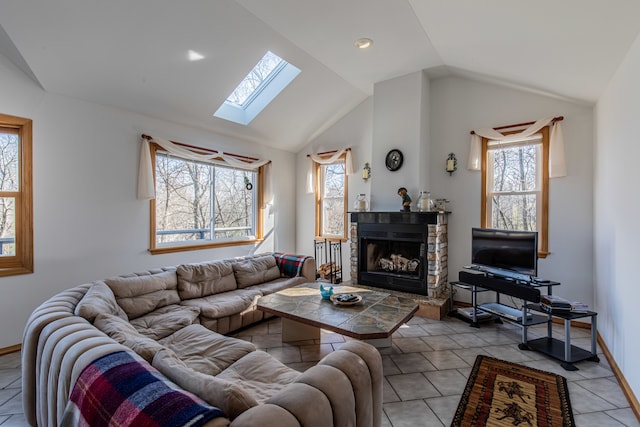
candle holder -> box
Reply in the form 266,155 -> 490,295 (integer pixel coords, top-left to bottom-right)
446,153 -> 458,175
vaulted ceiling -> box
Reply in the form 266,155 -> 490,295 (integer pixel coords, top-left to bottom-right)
1,1 -> 639,152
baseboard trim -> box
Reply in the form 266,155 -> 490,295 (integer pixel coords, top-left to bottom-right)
597,333 -> 640,422
0,344 -> 21,356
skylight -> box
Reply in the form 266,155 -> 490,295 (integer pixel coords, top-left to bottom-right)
214,51 -> 301,125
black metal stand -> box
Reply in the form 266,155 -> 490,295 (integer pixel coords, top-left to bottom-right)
314,239 -> 342,284
523,304 -> 600,370
452,269 -> 599,371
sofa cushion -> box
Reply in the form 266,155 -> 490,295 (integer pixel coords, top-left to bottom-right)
158,324 -> 256,376
129,304 -> 200,340
93,313 -> 165,362
217,351 -> 300,404
177,260 -> 237,300
181,288 -> 262,319
105,270 -> 179,319
232,255 -> 280,289
74,282 -> 128,322
244,276 -> 307,296
152,348 -> 258,420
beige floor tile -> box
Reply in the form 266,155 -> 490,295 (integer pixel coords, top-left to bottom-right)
383,400 -> 444,427
390,352 -> 437,374
385,372 -> 440,401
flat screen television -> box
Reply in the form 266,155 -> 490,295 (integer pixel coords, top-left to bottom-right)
471,227 -> 538,278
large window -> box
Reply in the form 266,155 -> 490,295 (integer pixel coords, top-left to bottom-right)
315,157 -> 347,240
150,144 -> 263,254
0,114 -> 33,276
481,126 -> 549,257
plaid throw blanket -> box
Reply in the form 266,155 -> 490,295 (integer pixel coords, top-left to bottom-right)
62,351 -> 225,427
273,252 -> 310,277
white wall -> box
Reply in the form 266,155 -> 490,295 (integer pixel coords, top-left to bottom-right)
295,97 -> 373,276
430,76 -> 595,309
371,71 -> 430,211
595,31 -> 640,398
0,53 -> 297,348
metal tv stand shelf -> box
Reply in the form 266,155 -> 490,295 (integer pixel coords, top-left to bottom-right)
449,270 -> 553,345
524,304 -> 599,371
451,269 -> 598,370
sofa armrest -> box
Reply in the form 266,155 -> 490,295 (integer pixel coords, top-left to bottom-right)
230,341 -> 382,427
300,257 -> 316,282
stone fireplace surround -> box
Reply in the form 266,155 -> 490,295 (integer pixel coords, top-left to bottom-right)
349,211 -> 450,319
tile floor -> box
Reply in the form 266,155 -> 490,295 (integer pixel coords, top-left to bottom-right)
1,314 -> 638,426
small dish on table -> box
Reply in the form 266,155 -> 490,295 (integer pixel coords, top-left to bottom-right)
330,293 -> 362,306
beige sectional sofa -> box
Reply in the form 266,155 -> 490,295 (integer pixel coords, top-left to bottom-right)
22,252 -> 383,427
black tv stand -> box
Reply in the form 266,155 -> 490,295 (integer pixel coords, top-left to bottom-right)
450,269 -> 599,370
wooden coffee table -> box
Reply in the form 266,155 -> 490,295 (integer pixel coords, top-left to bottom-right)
257,283 -> 419,347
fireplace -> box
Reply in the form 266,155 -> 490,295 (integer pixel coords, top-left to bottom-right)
350,212 -> 448,297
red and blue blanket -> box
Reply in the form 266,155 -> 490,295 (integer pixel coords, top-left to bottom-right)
273,252 -> 311,277
62,351 -> 225,427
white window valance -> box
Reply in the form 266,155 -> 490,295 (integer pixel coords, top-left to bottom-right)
467,117 -> 567,178
138,136 -> 272,205
305,148 -> 354,194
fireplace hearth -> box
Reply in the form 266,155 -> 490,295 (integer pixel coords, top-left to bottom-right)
350,211 -> 449,298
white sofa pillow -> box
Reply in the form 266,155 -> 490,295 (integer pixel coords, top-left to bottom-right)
129,304 -> 200,340
232,255 -> 280,289
177,260 -> 237,299
153,348 -> 258,420
105,269 -> 180,319
75,282 -> 128,322
93,313 -> 166,362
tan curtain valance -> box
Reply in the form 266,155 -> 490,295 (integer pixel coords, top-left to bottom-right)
305,148 -> 354,194
468,117 -> 567,178
138,136 -> 272,205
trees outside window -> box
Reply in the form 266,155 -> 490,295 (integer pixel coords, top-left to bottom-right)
0,114 -> 33,276
315,159 -> 347,240
481,127 -> 549,257
150,145 -> 262,254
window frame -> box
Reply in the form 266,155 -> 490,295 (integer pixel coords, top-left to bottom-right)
148,142 -> 264,254
0,113 -> 33,276
315,155 -> 348,242
481,126 -> 549,258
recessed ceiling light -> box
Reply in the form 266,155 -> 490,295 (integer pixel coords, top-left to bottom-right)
354,38 -> 373,49
188,50 -> 205,61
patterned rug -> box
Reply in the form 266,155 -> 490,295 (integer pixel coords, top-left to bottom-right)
452,355 -> 575,426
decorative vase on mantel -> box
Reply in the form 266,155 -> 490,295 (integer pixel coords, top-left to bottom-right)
354,194 -> 369,212
417,191 -> 432,212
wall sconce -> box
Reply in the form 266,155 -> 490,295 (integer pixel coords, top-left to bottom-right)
362,162 -> 371,180
446,153 -> 457,175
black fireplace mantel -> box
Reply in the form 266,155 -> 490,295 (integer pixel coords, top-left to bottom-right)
350,211 -> 449,225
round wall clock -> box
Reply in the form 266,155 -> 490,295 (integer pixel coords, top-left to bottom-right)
385,149 -> 404,171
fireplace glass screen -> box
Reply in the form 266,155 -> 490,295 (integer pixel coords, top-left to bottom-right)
362,239 -> 423,278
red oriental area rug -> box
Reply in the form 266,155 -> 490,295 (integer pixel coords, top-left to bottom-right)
451,355 -> 575,426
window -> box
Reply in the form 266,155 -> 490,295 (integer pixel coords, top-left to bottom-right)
0,113 -> 33,276
214,51 -> 301,125
481,126 -> 549,257
150,144 -> 263,254
315,157 -> 347,240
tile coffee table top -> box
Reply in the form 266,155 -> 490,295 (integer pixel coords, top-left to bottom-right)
257,283 -> 419,340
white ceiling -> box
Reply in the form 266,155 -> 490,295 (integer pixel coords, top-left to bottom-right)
1,1 -> 639,152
